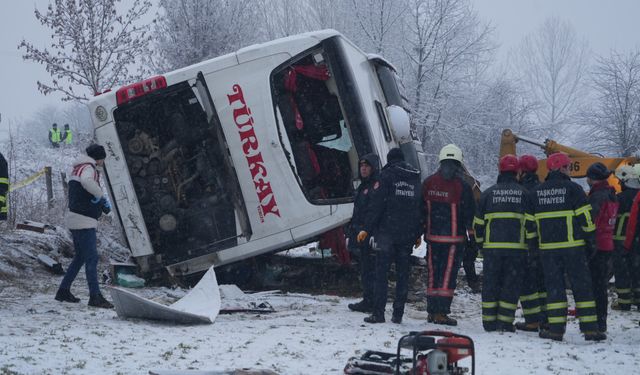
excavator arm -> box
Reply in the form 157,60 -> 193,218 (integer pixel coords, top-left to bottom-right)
500,129 -> 638,190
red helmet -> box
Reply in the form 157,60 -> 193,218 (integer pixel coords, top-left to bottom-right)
499,154 -> 520,173
546,152 -> 571,170
519,155 -> 538,173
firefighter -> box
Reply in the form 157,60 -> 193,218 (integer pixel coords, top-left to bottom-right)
515,154 -> 548,332
63,124 -> 73,145
585,163 -> 618,333
347,153 -> 381,314
358,148 -> 423,324
616,164 -> 640,310
533,152 -> 605,341
612,165 -> 640,311
462,172 -> 481,294
474,154 -> 536,332
422,144 -> 475,326
49,123 -> 61,148
0,151 -> 8,221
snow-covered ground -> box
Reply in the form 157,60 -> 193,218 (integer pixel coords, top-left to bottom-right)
1,239 -> 639,375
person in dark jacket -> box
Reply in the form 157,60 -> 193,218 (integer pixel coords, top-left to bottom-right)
533,152 -> 605,341
586,163 -> 619,333
422,144 -> 475,326
612,165 -> 640,311
474,155 -> 536,332
55,144 -> 114,309
358,148 -> 423,324
515,154 -> 548,332
0,151 -> 8,221
461,172 -> 481,293
347,153 -> 381,313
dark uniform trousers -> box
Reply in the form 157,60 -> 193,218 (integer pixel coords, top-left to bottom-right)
426,242 -> 463,315
462,242 -> 479,285
519,254 -> 547,325
372,237 -> 412,319
588,251 -> 612,331
540,248 -> 599,333
357,242 -> 376,306
613,242 -> 640,309
481,252 -> 526,330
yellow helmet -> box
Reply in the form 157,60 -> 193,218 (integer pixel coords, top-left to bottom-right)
439,144 -> 463,162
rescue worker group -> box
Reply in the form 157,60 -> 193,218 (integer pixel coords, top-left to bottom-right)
347,145 -> 640,343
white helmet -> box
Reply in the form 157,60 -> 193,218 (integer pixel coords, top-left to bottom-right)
439,144 -> 463,162
617,164 -> 640,189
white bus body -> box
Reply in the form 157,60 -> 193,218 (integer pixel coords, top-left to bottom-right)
86,30 -> 427,277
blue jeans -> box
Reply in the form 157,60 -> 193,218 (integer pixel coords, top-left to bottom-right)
58,228 -> 100,296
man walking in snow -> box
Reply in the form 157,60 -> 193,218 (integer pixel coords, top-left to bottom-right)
358,148 -> 423,324
55,144 -> 114,309
532,152 -> 605,341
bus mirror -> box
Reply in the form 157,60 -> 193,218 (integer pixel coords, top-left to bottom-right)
386,105 -> 411,144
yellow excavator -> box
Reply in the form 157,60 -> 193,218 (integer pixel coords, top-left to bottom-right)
500,128 -> 639,191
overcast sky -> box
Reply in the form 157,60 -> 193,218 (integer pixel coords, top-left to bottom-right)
1,0 -> 639,136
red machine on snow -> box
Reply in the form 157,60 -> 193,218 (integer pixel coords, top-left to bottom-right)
344,331 -> 475,375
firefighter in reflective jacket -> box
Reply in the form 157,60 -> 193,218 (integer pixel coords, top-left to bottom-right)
623,165 -> 640,318
474,155 -> 537,332
533,152 -> 606,341
612,165 -> 640,311
515,154 -> 548,332
422,144 -> 475,326
0,151 -> 8,221
49,123 -> 61,148
586,163 -> 618,333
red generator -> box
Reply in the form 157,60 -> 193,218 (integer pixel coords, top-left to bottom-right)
344,330 -> 475,375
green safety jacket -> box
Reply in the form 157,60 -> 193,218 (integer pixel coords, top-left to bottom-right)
64,129 -> 73,144
49,128 -> 61,144
532,170 -> 596,251
473,173 -> 537,253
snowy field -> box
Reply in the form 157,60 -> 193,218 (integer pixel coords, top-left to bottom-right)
1,250 -> 639,375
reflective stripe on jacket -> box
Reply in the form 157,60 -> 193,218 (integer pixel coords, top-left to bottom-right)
473,173 -> 536,253
532,170 -> 596,251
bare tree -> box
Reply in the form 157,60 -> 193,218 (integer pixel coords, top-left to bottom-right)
257,0 -> 315,40
580,50 -> 640,156
154,0 -> 260,71
400,0 -> 494,146
511,17 -> 589,139
18,0 -> 153,101
350,0 -> 406,54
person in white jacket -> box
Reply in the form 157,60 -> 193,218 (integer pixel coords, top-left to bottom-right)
55,144 -> 113,308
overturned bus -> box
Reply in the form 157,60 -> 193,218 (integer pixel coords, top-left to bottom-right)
86,30 -> 428,278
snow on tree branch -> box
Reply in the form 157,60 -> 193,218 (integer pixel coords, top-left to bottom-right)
18,0 -> 153,102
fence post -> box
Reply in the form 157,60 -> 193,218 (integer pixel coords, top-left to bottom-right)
45,166 -> 53,209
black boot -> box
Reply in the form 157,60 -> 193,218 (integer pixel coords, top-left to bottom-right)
584,331 -> 606,341
538,330 -> 563,341
391,314 -> 403,324
348,300 -> 372,313
364,314 -> 385,323
55,289 -> 80,303
88,293 -> 114,309
515,321 -> 540,332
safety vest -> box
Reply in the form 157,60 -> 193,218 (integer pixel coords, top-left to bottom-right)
64,129 -> 73,144
532,171 -> 596,250
50,128 -> 61,143
473,174 -> 536,251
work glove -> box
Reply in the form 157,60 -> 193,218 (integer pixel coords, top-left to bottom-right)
414,236 -> 422,249
357,230 -> 368,243
100,197 -> 112,214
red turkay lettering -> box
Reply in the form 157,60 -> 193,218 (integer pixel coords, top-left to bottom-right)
227,83 -> 281,221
